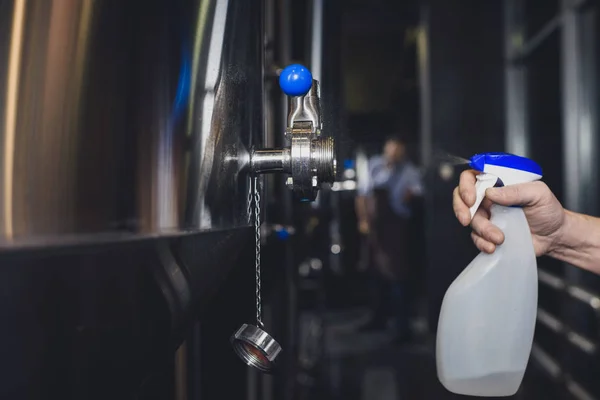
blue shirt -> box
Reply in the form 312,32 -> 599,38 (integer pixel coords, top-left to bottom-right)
357,156 -> 423,218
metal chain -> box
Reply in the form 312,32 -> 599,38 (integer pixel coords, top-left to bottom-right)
247,177 -> 253,225
253,175 -> 263,328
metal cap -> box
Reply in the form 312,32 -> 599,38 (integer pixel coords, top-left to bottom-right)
230,324 -> 282,373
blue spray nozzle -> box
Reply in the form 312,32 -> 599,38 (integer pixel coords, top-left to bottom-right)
469,152 -> 543,176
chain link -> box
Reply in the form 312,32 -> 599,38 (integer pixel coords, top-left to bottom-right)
252,176 -> 263,328
247,177 -> 253,225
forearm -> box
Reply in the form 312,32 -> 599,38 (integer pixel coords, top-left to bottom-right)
355,195 -> 369,222
549,210 -> 600,274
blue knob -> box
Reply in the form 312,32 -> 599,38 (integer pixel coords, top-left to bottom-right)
279,64 -> 313,96
276,228 -> 290,241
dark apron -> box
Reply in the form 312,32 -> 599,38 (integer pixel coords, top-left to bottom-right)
368,187 -> 410,281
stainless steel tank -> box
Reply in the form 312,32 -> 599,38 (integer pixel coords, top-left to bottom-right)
0,1 -> 264,398
0,0 -> 261,249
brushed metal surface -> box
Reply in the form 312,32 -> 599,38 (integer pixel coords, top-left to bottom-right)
0,226 -> 254,399
0,0 -> 264,396
0,0 -> 263,249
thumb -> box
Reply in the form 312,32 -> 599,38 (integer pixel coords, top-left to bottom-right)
485,183 -> 541,207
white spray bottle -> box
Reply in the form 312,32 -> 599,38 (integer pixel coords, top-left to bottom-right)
436,152 -> 543,397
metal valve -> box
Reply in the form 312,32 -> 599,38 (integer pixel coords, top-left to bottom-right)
231,65 -> 335,374
250,64 -> 336,201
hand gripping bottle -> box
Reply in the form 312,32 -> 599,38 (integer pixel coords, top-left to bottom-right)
436,152 -> 543,397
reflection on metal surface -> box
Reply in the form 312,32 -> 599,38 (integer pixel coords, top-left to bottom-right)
530,343 -> 561,378
538,269 -> 600,310
286,82 -> 323,136
537,307 -> 597,355
531,343 -> 597,400
0,0 -> 264,248
175,341 -> 188,400
331,180 -> 356,191
537,307 -> 563,333
3,0 -> 25,238
154,240 -> 193,336
251,148 -> 292,173
298,313 -> 323,369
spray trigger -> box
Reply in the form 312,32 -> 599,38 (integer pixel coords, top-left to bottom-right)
469,173 -> 499,219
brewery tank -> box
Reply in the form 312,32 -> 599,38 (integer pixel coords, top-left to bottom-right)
0,0 -> 261,245
0,0 -> 264,398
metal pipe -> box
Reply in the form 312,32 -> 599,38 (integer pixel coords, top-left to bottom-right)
251,148 -> 291,173
504,0 -> 529,156
531,343 -> 597,400
537,307 -> 597,355
538,269 -> 600,312
510,16 -> 562,62
310,0 -> 323,82
417,6 -> 432,168
277,1 -> 296,398
507,0 -> 593,64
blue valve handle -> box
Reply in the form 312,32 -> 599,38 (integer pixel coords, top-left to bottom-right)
279,64 -> 313,96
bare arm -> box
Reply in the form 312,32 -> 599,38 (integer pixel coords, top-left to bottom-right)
355,195 -> 370,234
355,195 -> 369,222
549,210 -> 600,275
356,157 -> 375,234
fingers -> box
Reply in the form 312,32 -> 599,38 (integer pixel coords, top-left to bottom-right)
471,206 -> 505,245
459,170 -> 478,207
485,181 -> 547,207
481,197 -> 494,212
453,170 -> 479,226
453,187 -> 469,226
471,232 -> 496,254
465,199 -> 502,253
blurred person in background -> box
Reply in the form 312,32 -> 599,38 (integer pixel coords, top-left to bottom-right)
355,135 -> 424,343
